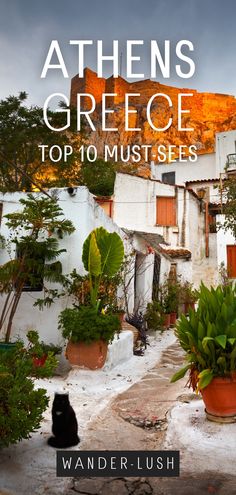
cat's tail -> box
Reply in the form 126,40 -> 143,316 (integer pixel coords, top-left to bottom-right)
47,436 -> 80,448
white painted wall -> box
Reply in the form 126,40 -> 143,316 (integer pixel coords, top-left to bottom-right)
0,188 -> 133,344
151,153 -> 216,185
113,173 -> 210,298
113,173 -> 191,248
216,130 -> 236,176
185,180 -> 220,204
151,130 -> 236,187
216,214 -> 235,271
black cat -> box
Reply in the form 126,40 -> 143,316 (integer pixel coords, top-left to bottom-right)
47,392 -> 80,448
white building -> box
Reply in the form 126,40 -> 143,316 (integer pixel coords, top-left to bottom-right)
150,130 -> 236,285
112,172 -> 217,310
151,130 -> 236,185
0,187 -> 134,346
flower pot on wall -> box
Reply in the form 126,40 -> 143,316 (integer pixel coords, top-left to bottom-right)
66,340 -> 108,370
0,342 -> 17,352
201,375 -> 236,418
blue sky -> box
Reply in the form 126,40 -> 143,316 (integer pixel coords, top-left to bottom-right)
0,0 -> 236,106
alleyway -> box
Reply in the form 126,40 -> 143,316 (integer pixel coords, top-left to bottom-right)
66,342 -> 236,495
1,333 -> 236,495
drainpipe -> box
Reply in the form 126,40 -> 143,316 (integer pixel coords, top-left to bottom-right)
205,200 -> 209,258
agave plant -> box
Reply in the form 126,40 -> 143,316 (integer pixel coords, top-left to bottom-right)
171,283 -> 236,390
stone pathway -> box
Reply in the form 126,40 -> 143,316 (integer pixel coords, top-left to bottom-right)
65,341 -> 236,495
66,473 -> 236,494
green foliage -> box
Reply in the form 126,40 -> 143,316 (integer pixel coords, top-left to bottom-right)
171,283 -> 236,389
0,92 -> 85,192
144,301 -> 165,331
0,194 -> 75,342
58,306 -> 121,344
179,281 -> 198,304
78,157 -> 116,196
82,227 -> 124,308
25,330 -> 58,378
0,343 -> 49,448
159,279 -> 181,314
221,176 -> 236,239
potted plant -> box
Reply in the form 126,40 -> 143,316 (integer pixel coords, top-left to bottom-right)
166,281 -> 180,326
59,306 -> 121,368
179,280 -> 198,314
59,227 -> 124,369
25,330 -> 59,377
144,300 -> 165,332
171,283 -> 236,419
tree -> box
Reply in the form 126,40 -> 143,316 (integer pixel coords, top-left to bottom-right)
0,193 -> 75,342
0,92 -> 85,191
78,157 -> 116,196
221,176 -> 236,238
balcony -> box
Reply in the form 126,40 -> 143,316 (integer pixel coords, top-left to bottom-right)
226,154 -> 236,174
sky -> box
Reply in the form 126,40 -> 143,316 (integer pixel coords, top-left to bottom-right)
1,0 -> 236,107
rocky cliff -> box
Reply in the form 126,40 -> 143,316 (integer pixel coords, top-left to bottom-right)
71,68 -> 236,166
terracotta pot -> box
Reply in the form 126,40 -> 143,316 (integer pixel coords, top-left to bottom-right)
184,302 -> 195,314
66,340 -> 108,370
201,375 -> 236,417
0,342 -> 17,352
163,314 -> 171,329
170,312 -> 177,326
118,312 -> 125,325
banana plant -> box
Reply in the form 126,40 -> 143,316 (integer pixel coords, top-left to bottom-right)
82,227 -> 124,311
171,283 -> 236,390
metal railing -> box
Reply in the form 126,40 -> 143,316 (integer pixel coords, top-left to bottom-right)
226,154 -> 236,171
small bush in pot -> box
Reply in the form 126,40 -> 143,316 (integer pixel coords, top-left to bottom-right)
25,330 -> 58,378
144,301 -> 165,332
171,283 -> 236,418
59,306 -> 120,344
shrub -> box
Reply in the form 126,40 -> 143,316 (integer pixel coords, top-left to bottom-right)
144,301 -> 165,331
0,344 -> 49,448
59,306 -> 121,344
171,283 -> 236,390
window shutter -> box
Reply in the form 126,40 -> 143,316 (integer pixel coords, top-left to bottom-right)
227,245 -> 236,278
156,197 -> 176,226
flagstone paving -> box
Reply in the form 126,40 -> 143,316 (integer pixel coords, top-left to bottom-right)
67,342 -> 236,495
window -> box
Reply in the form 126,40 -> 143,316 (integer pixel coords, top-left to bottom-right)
161,172 -> 176,185
227,245 -> 236,278
156,196 -> 176,226
208,213 -> 217,233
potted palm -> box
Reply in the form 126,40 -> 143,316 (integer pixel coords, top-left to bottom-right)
171,283 -> 236,420
59,227 -> 124,369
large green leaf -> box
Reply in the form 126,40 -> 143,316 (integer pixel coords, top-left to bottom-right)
170,364 -> 191,383
215,335 -> 227,349
88,233 -> 101,277
198,369 -> 214,389
82,227 -> 124,278
97,230 -> 124,277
